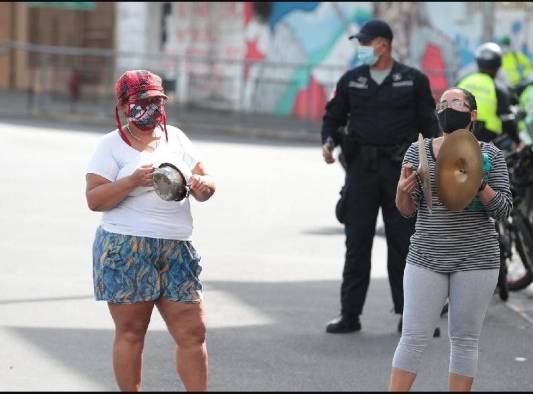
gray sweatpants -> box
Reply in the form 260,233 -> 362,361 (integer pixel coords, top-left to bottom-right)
392,263 -> 499,377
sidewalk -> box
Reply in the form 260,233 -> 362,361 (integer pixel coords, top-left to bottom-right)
505,273 -> 533,325
0,90 -> 323,143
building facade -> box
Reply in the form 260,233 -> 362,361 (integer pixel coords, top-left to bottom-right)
0,2 -> 114,95
116,2 -> 533,119
1,2 -> 532,119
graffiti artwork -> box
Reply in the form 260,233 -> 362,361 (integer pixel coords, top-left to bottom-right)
162,2 -> 533,120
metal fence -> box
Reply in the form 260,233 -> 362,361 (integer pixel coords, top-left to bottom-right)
0,40 -> 453,122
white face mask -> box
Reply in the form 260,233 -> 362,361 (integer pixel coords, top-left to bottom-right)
356,45 -> 378,66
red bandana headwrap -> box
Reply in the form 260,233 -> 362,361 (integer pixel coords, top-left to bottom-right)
114,70 -> 168,145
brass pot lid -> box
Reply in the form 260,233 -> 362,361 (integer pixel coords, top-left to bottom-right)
436,129 -> 483,211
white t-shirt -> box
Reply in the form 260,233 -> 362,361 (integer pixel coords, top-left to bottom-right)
370,67 -> 392,85
86,125 -> 200,241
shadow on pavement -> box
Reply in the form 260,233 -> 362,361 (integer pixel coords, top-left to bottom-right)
302,225 -> 386,238
0,295 -> 92,305
6,279 -> 533,391
6,279 -> 404,391
301,226 -> 345,236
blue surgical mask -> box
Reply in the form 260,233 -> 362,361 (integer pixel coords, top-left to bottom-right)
357,45 -> 378,66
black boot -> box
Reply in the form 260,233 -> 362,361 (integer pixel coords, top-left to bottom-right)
326,314 -> 361,333
397,317 -> 440,337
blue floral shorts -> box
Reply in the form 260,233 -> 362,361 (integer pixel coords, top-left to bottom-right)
92,226 -> 203,304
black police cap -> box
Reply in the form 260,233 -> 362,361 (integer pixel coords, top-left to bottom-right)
349,19 -> 393,42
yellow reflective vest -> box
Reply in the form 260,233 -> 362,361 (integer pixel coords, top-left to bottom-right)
458,73 -> 501,135
518,84 -> 533,133
501,51 -> 533,87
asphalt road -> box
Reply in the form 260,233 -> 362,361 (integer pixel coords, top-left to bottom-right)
1,118 -> 532,391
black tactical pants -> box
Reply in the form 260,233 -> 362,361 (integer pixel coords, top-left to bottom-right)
336,148 -> 415,317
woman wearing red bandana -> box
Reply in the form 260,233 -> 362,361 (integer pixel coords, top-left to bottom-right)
85,70 -> 215,391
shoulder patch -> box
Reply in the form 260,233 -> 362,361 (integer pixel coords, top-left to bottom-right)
349,80 -> 368,89
392,80 -> 414,87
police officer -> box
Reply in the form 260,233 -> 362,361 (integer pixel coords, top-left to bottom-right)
322,19 -> 439,334
516,77 -> 533,143
457,42 -> 520,148
499,35 -> 533,89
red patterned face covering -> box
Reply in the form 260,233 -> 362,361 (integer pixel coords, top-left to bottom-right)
127,101 -> 164,131
114,70 -> 169,145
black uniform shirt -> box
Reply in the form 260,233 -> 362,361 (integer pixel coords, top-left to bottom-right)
321,61 -> 439,146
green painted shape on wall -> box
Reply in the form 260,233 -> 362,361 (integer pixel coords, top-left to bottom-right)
26,2 -> 96,10
275,8 -> 370,116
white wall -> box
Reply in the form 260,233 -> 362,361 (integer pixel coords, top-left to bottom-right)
115,2 -> 151,74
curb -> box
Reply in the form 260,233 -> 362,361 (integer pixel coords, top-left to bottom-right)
504,286 -> 533,326
0,111 -> 321,143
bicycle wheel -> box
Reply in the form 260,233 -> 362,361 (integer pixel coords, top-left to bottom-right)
507,212 -> 533,291
497,221 -> 512,299
498,252 -> 509,301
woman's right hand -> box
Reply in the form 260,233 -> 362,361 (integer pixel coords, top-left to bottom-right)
395,163 -> 419,217
129,164 -> 155,187
397,163 -> 417,195
87,164 -> 155,212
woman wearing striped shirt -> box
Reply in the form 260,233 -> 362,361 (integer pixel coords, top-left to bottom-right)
388,88 -> 512,391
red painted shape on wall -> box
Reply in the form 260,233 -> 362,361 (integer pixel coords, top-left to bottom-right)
244,2 -> 253,26
245,39 -> 264,61
244,39 -> 265,79
421,43 -> 448,101
293,76 -> 327,120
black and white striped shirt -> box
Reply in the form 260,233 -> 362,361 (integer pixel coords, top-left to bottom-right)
402,137 -> 512,273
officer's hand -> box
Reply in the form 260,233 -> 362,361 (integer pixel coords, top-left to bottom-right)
398,163 -> 417,194
322,138 -> 335,164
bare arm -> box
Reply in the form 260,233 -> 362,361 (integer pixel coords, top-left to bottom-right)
189,161 -> 216,202
85,164 -> 154,211
396,163 -> 418,217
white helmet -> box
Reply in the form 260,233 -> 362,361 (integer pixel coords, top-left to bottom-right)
475,42 -> 502,70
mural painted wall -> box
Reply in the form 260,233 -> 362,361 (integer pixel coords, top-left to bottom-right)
242,2 -> 371,119
159,2 -> 533,120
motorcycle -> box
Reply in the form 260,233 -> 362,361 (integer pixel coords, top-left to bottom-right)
494,140 -> 533,296
514,78 -> 533,144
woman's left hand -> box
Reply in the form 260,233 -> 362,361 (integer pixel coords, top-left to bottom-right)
189,174 -> 212,197
190,162 -> 215,202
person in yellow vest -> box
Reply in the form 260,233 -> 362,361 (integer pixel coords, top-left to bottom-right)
516,78 -> 533,143
499,35 -> 533,89
457,42 -> 520,147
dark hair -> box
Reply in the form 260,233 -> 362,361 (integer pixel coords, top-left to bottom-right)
454,87 -> 477,111
454,87 -> 477,132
